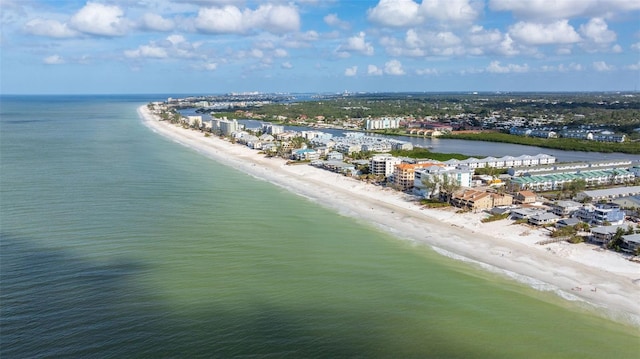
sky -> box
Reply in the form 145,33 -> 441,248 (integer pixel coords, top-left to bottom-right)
1,0 -> 639,94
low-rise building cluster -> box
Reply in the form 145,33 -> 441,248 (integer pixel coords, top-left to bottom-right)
509,127 -> 627,142
154,99 -> 640,257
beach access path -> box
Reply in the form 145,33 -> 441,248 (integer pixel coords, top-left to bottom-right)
138,105 -> 640,327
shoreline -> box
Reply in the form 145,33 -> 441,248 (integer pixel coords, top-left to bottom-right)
137,105 -> 640,327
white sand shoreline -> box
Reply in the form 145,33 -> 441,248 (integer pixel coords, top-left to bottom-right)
137,105 -> 640,327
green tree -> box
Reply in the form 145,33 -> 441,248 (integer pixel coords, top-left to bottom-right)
420,174 -> 441,198
607,227 -> 626,251
191,118 -> 201,130
567,179 -> 586,198
440,173 -> 461,198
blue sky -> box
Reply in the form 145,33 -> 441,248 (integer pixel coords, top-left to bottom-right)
1,0 -> 639,94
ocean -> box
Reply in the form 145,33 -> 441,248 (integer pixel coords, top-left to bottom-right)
1,95 -> 638,358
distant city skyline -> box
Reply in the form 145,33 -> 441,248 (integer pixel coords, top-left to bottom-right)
1,0 -> 639,94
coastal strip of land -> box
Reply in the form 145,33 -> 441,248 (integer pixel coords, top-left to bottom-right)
138,105 -> 640,327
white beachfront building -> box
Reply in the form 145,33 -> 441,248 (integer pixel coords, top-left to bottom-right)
365,117 -> 402,130
413,165 -> 474,198
443,154 -> 556,170
369,155 -> 402,178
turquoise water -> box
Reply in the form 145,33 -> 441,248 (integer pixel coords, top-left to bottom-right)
1,95 -> 638,358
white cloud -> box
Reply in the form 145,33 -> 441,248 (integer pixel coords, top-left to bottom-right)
194,6 -> 244,33
579,18 -> 619,53
344,66 -> 358,76
274,48 -> 288,57
580,18 -> 616,44
124,45 -> 168,59
541,63 -> 584,72
625,62 -> 640,71
490,0 -> 640,20
281,61 -> 293,69
124,35 -> 202,60
24,18 -> 77,38
368,0 -> 481,27
249,4 -> 300,34
416,68 -> 438,75
250,49 -> 264,58
490,0 -> 593,19
69,2 -> 130,37
191,61 -> 221,72
384,59 -> 405,75
324,13 -> 350,30
631,42 -> 640,51
467,26 -> 502,47
486,60 -> 529,73
195,4 -> 300,34
407,29 -> 462,48
43,54 -> 65,64
380,26 -> 524,58
509,20 -> 581,45
281,31 -> 320,48
367,0 -> 421,27
496,34 -> 519,56
379,29 -> 465,58
140,13 -> 175,32
337,32 -> 374,57
419,0 -> 482,24
166,34 -> 186,45
593,60 -> 614,71
367,64 -> 383,75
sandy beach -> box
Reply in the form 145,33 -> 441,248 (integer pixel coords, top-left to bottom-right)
138,105 -> 640,326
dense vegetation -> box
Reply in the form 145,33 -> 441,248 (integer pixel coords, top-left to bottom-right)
389,148 -> 470,161
185,92 -> 640,154
239,92 -> 640,130
441,132 -> 640,154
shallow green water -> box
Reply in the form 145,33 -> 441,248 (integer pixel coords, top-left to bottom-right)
1,95 -> 638,358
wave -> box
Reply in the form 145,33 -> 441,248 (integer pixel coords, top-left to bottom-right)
429,246 -> 640,328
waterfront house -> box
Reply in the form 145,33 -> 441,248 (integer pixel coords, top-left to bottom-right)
592,203 -> 625,225
510,207 -> 546,220
621,234 -> 640,254
514,190 -> 537,204
593,133 -> 625,143
529,212 -> 560,226
550,200 -> 583,217
561,129 -> 593,140
450,189 -> 513,211
530,129 -> 557,139
574,203 -> 625,225
555,218 -> 582,228
590,224 -> 632,246
259,134 -> 275,142
291,148 -> 319,161
312,160 -> 356,176
510,127 -> 532,136
326,151 -> 344,161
